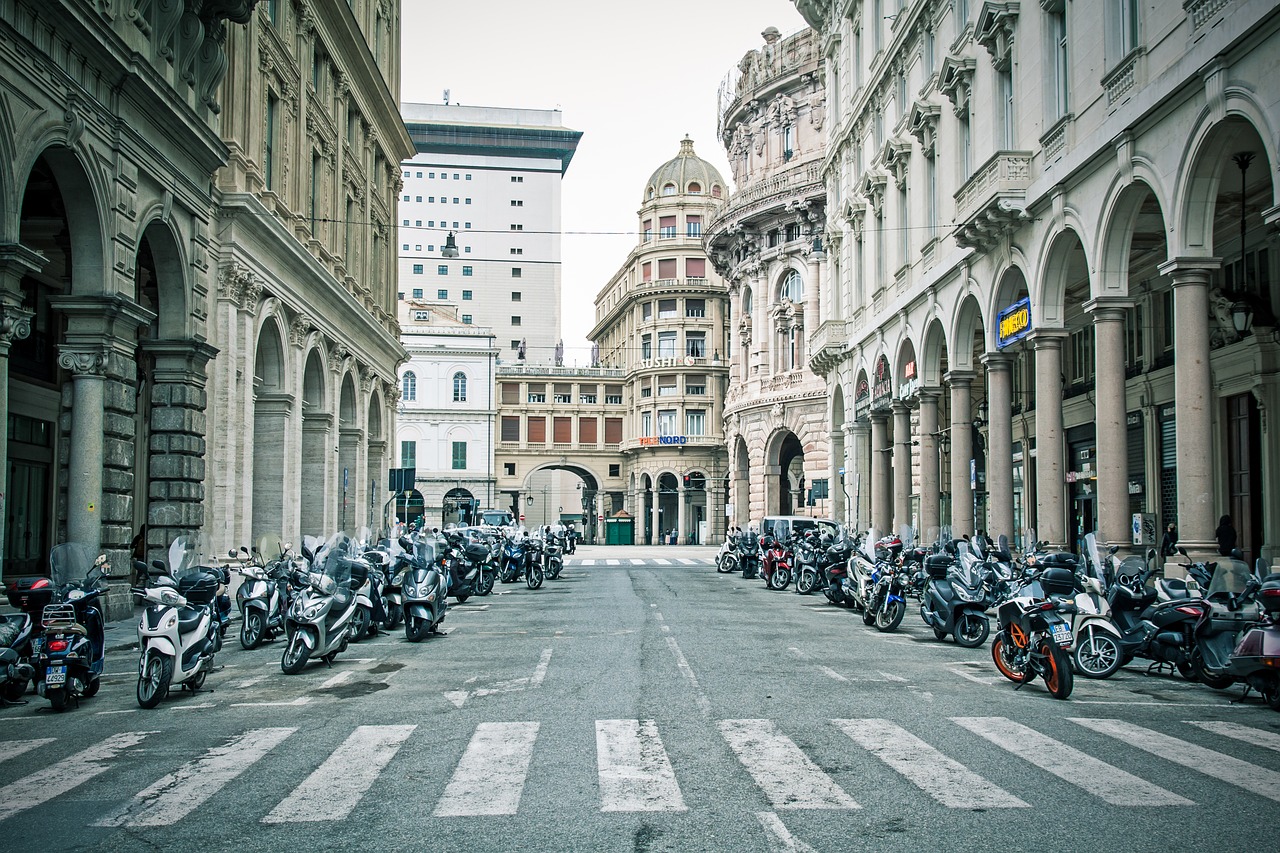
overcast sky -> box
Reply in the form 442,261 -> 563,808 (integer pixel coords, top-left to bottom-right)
401,0 -> 808,363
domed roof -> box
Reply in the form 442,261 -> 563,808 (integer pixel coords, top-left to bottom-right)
644,137 -> 725,201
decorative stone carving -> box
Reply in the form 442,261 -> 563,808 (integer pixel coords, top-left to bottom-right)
908,101 -> 942,156
289,315 -> 313,347
329,345 -> 349,373
976,2 -> 1020,71
58,347 -> 111,376
939,55 -> 977,116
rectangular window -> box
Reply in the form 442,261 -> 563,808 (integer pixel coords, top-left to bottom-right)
265,93 -> 277,191
527,417 -> 546,443
657,409 -> 677,436
438,265 -> 448,275
437,289 -> 448,299
685,298 -> 706,317
641,411 -> 653,437
659,216 -> 677,238
657,376 -> 678,397
462,314 -> 472,324
657,259 -> 677,280
685,333 -> 706,358
641,334 -> 651,359
657,298 -> 677,318
462,267 -> 472,277
657,331 -> 677,358
686,215 -> 702,237
605,418 -> 622,444
1126,305 -> 1144,370
511,224 -> 523,231
999,69 -> 1014,150
959,113 -> 972,180
398,441 -> 418,474
510,248 -> 523,255
451,441 -> 467,470
1070,326 -> 1096,384
579,390 -> 598,404
605,387 -> 623,405
686,376 -> 706,395
1051,10 -> 1069,119
504,462 -> 515,475
553,417 -> 572,443
686,258 -> 706,279
512,292 -> 522,302
527,383 -> 546,403
511,340 -> 521,351
511,316 -> 522,326
553,384 -> 572,404
412,288 -> 423,298
578,417 -> 597,444
462,289 -> 472,299
609,463 -> 621,477
511,268 -> 522,278
511,200 -> 523,206
501,383 -> 519,404
686,410 -> 706,436
642,262 -> 652,282
511,176 -> 523,182
643,220 -> 653,242
642,302 -> 653,320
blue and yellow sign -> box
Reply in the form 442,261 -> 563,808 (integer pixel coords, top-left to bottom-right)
997,297 -> 1032,349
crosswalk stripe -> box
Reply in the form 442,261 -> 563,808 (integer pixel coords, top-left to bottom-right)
1184,721 -> 1280,754
0,731 -> 151,822
607,559 -> 620,566
953,717 -> 1192,806
835,719 -> 1027,808
630,559 -> 645,565
596,719 -> 686,812
434,722 -> 540,816
653,559 -> 673,566
719,719 -> 859,810
97,727 -> 296,827
1071,718 -> 1280,803
0,738 -> 55,765
262,725 -> 415,823
582,559 -> 597,566
678,559 -> 697,565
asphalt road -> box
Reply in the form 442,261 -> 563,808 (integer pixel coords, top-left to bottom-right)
1,544 -> 1278,852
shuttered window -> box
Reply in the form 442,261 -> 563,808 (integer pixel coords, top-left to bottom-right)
579,417 -> 597,444
501,417 -> 520,442
501,383 -> 519,404
527,417 -> 546,443
605,418 -> 622,444
553,417 -> 572,443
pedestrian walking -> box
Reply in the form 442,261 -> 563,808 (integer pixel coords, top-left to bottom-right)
1216,515 -> 1238,557
1160,522 -> 1178,557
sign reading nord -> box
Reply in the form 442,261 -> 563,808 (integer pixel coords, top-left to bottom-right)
997,297 -> 1032,348
639,435 -> 689,445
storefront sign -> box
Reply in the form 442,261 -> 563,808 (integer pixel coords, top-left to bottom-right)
871,355 -> 892,410
854,376 -> 871,419
639,435 -> 688,446
996,297 -> 1032,349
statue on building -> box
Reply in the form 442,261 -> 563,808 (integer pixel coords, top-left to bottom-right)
555,339 -> 564,366
518,338 -> 527,361
590,341 -> 600,367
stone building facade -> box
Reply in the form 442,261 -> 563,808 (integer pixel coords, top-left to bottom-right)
0,0 -> 411,613
706,26 -> 833,529
590,139 -> 731,545
796,0 -> 1280,566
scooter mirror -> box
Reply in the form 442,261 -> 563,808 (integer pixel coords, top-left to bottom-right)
228,550 -> 237,558
152,559 -> 166,572
399,536 -> 414,551
1178,547 -> 1189,558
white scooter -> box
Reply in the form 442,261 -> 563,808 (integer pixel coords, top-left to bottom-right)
134,536 -> 222,708
281,533 -> 358,674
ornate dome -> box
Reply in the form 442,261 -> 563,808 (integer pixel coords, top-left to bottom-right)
644,137 -> 725,202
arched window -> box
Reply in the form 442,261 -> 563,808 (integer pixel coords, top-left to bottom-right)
782,269 -> 804,303
452,371 -> 467,402
662,183 -> 677,196
647,187 -> 655,200
401,371 -> 416,402
742,286 -> 753,314
688,182 -> 702,194
711,185 -> 723,198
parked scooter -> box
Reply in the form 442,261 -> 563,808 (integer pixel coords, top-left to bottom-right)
542,526 -> 564,580
760,534 -> 793,591
280,533 -> 359,673
0,647 -> 34,705
717,529 -> 742,574
134,536 -> 222,708
232,537 -> 292,649
500,528 -> 531,583
0,585 -> 42,701
525,534 -> 546,589
919,534 -> 992,647
32,544 -> 108,711
738,528 -> 760,579
401,534 -> 448,641
1228,571 -> 1280,710
1183,554 -> 1260,690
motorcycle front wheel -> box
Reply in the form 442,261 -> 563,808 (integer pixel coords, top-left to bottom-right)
280,633 -> 310,674
405,614 -> 430,642
477,569 -> 495,596
875,599 -> 905,632
240,609 -> 265,650
795,569 -> 817,594
137,655 -> 173,708
1040,641 -> 1074,699
548,560 -> 563,580
384,600 -> 402,629
954,612 -> 990,648
349,607 -> 371,642
767,568 -> 790,591
991,633 -> 1025,683
1189,647 -> 1235,690
717,554 -> 736,573
527,563 -> 544,589
1073,628 -> 1122,679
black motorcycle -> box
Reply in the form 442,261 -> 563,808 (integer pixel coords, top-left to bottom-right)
990,566 -> 1077,700
738,530 -> 760,579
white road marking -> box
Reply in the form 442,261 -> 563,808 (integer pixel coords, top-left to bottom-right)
596,720 -> 686,812
607,559 -> 621,566
1071,718 -> 1280,803
1185,720 -> 1280,753
0,738 -> 55,764
653,559 -> 673,566
756,811 -> 820,852
834,719 -> 1026,809
320,670 -> 354,689
171,702 -> 217,711
948,667 -> 1002,686
95,709 -> 139,716
664,635 -> 712,716
819,667 -> 848,683
97,727 -> 296,826
263,725 -> 415,823
434,722 -> 540,816
718,719 -> 859,810
231,697 -> 312,708
877,671 -> 909,683
529,647 -> 552,688
582,559 -> 597,566
0,731 -> 153,821
954,717 -> 1192,806
232,674 -> 271,689
630,559 -> 645,565
678,559 -> 697,566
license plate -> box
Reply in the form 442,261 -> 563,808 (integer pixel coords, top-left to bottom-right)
46,665 -> 67,686
1051,623 -> 1073,647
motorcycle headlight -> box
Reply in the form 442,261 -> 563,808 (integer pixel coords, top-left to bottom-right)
303,601 -> 326,620
162,611 -> 178,631
953,583 -> 980,603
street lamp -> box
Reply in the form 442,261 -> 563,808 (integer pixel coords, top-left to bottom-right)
441,231 -> 459,258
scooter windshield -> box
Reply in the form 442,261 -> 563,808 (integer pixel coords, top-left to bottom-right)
415,537 -> 442,566
1083,532 -> 1105,582
257,535 -> 285,563
167,534 -> 208,583
862,529 -> 880,562
49,542 -> 96,586
1206,559 -> 1253,601
319,533 -> 353,592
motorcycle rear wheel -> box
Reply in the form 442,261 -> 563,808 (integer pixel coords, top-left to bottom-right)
1189,647 -> 1234,690
991,634 -> 1024,682
82,675 -> 101,698
1073,628 -> 1122,679
549,561 -> 563,580
717,554 -> 736,573
861,606 -> 876,625
48,687 -> 68,712
240,609 -> 265,650
875,599 -> 906,632
1,678 -> 27,701
795,569 -> 817,594
1040,641 -> 1074,700
384,601 -> 402,629
137,656 -> 173,708
954,612 -> 990,648
280,633 -> 310,675
349,607 -> 371,642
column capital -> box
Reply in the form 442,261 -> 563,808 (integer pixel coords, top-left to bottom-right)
0,242 -> 47,289
980,351 -> 1014,370
0,304 -> 33,348
945,369 -> 976,387
891,399 -> 914,414
57,345 -> 110,377
1083,296 -> 1134,320
139,338 -> 220,384
1028,328 -> 1069,348
869,408 -> 890,423
918,386 -> 943,403
1158,257 -> 1222,283
50,294 -> 157,361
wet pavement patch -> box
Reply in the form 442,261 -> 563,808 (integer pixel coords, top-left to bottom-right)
318,681 -> 390,698
368,662 -> 405,674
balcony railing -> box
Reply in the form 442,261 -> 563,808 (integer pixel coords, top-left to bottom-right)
953,150 -> 1033,253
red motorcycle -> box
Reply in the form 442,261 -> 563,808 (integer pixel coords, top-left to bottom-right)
760,535 -> 794,591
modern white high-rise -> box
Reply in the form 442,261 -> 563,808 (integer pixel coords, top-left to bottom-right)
396,104 -> 582,366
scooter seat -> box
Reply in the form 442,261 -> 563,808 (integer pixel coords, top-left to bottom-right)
1158,578 -> 1190,599
177,606 -> 206,635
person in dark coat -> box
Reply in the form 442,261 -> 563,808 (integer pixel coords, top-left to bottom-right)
1216,515 -> 1238,557
1160,522 -> 1178,558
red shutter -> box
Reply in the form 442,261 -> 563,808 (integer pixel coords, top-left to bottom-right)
527,417 -> 546,443
553,417 -> 572,443
579,417 -> 597,444
686,258 -> 706,278
605,418 -> 622,444
658,259 -> 676,279
501,417 -> 520,442
642,262 -> 652,281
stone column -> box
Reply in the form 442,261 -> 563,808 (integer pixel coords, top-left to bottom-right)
0,247 -> 38,581
804,254 -> 821,363
677,482 -> 687,545
847,422 -> 870,529
870,411 -> 891,533
892,401 -> 912,534
367,439 -> 387,530
141,339 -> 217,556
1087,298 -> 1133,549
947,371 -> 975,536
1159,258 -> 1220,558
983,354 -> 1014,539
1031,331 -> 1068,548
339,426 -> 362,531
651,488 -> 662,546
918,390 -> 941,537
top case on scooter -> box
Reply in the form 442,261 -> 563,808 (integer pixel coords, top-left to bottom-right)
177,572 -> 219,605
925,554 -> 953,580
